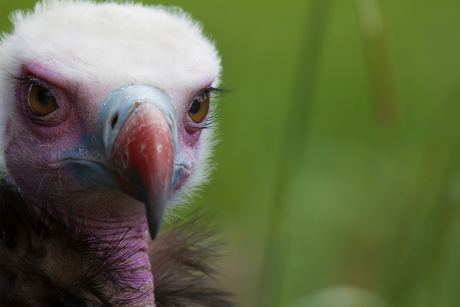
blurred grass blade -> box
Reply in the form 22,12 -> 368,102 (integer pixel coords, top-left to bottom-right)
256,1 -> 333,306
356,0 -> 399,126
382,84 -> 460,306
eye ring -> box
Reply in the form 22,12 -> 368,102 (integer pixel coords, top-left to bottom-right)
28,83 -> 59,116
188,91 -> 210,123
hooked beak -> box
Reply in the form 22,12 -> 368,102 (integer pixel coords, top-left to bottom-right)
99,85 -> 178,239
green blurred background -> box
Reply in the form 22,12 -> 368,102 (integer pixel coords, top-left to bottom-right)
1,1 -> 459,306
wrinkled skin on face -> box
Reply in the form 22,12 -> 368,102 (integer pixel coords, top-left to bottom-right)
0,1 -> 222,305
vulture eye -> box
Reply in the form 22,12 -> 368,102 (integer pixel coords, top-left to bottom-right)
188,92 -> 210,123
28,84 -> 58,116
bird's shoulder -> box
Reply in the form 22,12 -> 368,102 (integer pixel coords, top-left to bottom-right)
0,179 -> 233,307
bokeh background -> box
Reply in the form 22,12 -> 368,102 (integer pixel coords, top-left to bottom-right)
1,1 -> 459,306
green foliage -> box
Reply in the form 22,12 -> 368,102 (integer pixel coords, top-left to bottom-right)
1,1 -> 458,306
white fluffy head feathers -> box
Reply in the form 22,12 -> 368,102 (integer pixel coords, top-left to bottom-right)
0,0 -> 222,215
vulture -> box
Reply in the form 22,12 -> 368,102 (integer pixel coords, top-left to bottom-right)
0,0 -> 232,306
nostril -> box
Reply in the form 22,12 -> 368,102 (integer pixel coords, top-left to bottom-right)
111,114 -> 119,130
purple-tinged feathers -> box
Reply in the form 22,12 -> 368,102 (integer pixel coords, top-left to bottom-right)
0,178 -> 233,306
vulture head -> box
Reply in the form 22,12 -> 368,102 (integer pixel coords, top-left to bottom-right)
0,0 -> 225,305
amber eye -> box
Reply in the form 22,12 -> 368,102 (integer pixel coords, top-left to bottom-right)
28,84 -> 58,116
188,92 -> 210,123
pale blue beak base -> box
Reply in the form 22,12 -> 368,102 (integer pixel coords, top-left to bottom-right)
62,84 -> 183,238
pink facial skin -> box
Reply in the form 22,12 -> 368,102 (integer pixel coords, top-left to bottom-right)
5,64 -> 156,303
4,61 -> 216,305
7,63 -> 85,202
170,80 -> 215,191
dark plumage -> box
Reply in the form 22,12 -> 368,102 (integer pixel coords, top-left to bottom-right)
150,218 -> 232,307
0,177 -> 232,306
0,0 -> 232,305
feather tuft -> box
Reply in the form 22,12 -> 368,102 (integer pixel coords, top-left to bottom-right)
151,215 -> 234,307
0,177 -> 233,306
0,177 -> 147,306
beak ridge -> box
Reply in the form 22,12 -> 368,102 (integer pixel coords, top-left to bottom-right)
99,85 -> 177,239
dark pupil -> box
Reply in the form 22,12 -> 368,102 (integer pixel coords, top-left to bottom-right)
37,88 -> 51,105
189,99 -> 201,114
